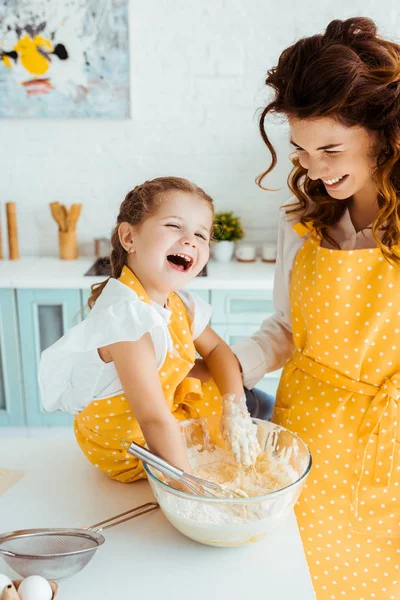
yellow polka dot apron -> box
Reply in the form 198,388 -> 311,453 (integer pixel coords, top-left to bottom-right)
74,266 -> 222,483
273,223 -> 400,600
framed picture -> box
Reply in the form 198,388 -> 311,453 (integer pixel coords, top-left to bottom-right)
0,0 -> 130,118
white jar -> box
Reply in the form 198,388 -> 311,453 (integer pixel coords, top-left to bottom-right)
261,244 -> 277,263
213,241 -> 235,262
235,244 -> 256,262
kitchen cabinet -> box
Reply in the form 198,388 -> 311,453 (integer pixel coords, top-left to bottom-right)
17,289 -> 81,426
0,289 -> 25,425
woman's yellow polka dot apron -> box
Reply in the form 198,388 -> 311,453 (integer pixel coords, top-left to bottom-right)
273,224 -> 400,600
74,267 -> 222,483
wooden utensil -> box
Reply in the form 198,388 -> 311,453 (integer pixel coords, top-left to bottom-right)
68,203 -> 82,230
6,202 -> 19,260
49,202 -> 82,260
60,205 -> 68,231
13,580 -> 58,599
49,202 -> 67,232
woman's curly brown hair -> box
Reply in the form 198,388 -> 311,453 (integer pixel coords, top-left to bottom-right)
258,17 -> 400,262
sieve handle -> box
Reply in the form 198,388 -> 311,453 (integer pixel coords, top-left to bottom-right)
0,549 -> 16,557
121,439 -> 184,481
87,502 -> 159,533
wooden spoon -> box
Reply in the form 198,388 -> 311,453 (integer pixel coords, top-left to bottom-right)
49,202 -> 67,232
67,203 -> 82,231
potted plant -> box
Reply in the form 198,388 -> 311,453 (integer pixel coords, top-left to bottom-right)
213,211 -> 245,262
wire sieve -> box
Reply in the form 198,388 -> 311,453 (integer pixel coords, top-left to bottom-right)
0,501 -> 158,580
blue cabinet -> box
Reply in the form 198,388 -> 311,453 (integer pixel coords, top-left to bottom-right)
17,289 -> 82,426
0,289 -> 25,425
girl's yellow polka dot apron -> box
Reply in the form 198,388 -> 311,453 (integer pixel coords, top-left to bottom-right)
74,266 -> 222,483
273,223 -> 400,600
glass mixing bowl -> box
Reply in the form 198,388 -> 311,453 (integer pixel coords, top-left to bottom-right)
144,417 -> 312,547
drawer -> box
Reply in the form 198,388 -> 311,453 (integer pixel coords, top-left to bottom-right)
211,290 -> 273,324
213,323 -> 282,386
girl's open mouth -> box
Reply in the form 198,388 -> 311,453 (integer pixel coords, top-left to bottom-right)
322,174 -> 349,189
167,253 -> 194,272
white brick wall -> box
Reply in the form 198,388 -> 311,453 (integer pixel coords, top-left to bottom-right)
0,0 -> 398,256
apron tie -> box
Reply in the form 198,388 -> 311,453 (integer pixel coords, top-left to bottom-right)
292,350 -> 399,489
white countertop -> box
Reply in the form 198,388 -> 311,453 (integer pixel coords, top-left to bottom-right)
0,257 -> 275,290
0,439 -> 315,600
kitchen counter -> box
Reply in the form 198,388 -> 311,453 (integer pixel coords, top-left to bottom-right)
0,257 -> 275,290
0,439 -> 315,599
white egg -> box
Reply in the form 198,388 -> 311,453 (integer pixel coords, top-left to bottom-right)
0,574 -> 13,595
18,576 -> 53,600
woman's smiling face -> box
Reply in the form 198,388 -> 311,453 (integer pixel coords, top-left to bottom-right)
288,116 -> 380,201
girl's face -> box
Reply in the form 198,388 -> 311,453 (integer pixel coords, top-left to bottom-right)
288,116 -> 380,202
123,191 -> 213,302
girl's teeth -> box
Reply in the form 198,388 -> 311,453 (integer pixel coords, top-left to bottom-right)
324,175 -> 345,185
171,253 -> 191,262
181,255 -> 190,262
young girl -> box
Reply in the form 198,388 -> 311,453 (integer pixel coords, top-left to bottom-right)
232,17 -> 400,600
39,176 -> 263,482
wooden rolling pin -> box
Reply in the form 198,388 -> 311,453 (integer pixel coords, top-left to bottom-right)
6,202 -> 19,260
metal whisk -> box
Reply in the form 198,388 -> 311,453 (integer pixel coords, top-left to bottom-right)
121,440 -> 240,499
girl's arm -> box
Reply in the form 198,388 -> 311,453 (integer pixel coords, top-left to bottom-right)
104,334 -> 192,473
194,327 -> 260,466
194,327 -> 245,398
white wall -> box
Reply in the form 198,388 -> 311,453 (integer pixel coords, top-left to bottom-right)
0,0 -> 399,257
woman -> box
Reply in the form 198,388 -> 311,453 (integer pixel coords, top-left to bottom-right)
232,17 -> 400,600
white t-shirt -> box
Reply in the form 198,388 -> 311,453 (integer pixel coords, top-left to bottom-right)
38,278 -> 212,414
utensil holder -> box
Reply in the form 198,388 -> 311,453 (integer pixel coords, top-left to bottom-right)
59,230 -> 77,260
13,580 -> 58,599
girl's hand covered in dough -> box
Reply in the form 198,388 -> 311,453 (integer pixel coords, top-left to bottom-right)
221,393 -> 261,467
